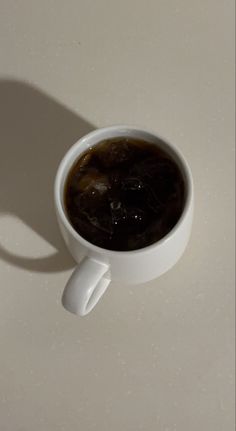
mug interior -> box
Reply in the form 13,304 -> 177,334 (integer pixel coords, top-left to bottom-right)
55,126 -> 192,254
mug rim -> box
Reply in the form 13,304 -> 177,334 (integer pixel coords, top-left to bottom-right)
54,125 -> 194,256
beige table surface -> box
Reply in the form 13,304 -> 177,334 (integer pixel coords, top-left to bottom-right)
0,1 -> 235,430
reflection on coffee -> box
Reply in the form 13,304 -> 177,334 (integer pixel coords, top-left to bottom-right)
64,137 -> 185,251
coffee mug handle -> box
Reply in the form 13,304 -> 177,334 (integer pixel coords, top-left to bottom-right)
62,257 -> 110,316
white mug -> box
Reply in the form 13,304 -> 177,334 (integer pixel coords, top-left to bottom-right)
54,126 -> 194,316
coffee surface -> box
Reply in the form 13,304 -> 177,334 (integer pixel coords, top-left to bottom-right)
64,137 -> 185,251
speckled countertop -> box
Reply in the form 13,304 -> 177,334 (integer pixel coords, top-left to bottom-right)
0,1 -> 235,430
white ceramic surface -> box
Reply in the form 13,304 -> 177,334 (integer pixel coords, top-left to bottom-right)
0,1 -> 234,430
55,126 -> 194,315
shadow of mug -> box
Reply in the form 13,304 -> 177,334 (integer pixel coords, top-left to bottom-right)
0,79 -> 94,273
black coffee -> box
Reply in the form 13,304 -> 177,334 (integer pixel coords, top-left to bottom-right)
64,137 -> 185,251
